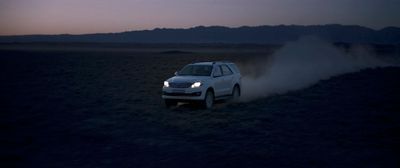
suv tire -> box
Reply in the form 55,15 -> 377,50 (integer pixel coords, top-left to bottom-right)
203,90 -> 214,109
232,85 -> 240,102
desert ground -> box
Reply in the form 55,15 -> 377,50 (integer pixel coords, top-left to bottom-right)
1,43 -> 399,167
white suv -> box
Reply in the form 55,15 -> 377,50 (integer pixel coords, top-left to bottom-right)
162,61 -> 241,108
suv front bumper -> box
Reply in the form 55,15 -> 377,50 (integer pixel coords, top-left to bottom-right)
162,87 -> 205,100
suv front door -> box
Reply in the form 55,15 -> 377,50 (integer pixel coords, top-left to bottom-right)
212,65 -> 225,97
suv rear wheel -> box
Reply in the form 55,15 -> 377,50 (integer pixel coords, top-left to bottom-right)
231,85 -> 240,102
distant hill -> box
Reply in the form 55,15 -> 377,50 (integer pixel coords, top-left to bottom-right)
1,24 -> 400,44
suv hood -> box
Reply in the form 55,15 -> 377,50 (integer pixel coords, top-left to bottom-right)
167,76 -> 211,83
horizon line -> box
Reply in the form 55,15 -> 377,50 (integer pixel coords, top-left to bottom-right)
1,24 -> 398,36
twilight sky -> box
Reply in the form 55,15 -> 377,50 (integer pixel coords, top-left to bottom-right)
0,0 -> 399,35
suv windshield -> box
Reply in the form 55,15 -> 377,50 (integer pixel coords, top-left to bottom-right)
178,65 -> 212,76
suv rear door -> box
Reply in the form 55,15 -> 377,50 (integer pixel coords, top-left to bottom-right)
220,64 -> 234,95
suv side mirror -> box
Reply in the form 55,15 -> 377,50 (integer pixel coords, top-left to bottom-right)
174,71 -> 178,76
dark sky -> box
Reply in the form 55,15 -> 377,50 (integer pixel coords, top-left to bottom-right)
0,0 -> 399,35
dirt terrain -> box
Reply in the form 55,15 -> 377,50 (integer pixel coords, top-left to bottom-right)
1,44 -> 399,167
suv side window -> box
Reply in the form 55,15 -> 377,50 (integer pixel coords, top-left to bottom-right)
213,65 -> 222,77
227,63 -> 239,73
221,65 -> 233,76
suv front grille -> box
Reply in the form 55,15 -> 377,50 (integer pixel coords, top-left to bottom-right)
169,82 -> 192,88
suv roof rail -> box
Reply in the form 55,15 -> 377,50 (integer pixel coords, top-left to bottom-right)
190,61 -> 233,65
213,60 -> 232,64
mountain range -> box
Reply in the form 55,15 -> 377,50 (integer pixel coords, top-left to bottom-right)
1,24 -> 400,44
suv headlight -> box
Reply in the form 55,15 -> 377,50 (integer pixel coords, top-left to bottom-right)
164,81 -> 169,87
191,82 -> 202,88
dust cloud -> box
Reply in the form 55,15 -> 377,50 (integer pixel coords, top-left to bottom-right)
239,36 -> 387,101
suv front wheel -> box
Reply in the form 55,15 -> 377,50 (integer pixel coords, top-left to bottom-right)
202,90 -> 214,109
